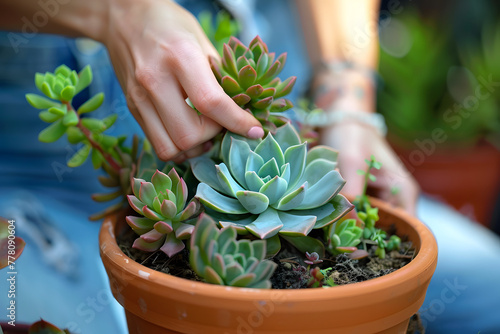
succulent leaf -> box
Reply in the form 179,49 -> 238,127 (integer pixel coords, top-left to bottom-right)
127,168 -> 201,257
190,214 -> 277,288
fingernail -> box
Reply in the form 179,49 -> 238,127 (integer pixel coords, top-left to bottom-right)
247,126 -> 264,139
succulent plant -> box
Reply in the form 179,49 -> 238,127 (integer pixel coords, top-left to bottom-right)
326,219 -> 363,254
127,168 -> 203,257
191,122 -> 353,252
190,214 -> 277,288
210,36 -> 297,132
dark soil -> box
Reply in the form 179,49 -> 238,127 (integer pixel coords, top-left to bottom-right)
118,227 -> 415,288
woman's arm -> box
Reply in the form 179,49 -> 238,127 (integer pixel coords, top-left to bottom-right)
0,0 -> 264,161
296,0 -> 419,213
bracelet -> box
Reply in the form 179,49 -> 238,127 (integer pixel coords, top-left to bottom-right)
318,60 -> 381,87
296,109 -> 387,137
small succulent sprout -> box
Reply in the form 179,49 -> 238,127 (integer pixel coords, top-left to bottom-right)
210,36 -> 297,131
358,205 -> 379,239
190,214 -> 277,288
126,168 -> 202,257
0,217 -> 25,270
304,251 -> 323,265
326,219 -> 363,254
191,122 -> 353,251
307,266 -> 325,288
386,235 -> 402,251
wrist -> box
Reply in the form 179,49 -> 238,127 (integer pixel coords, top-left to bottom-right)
312,60 -> 377,113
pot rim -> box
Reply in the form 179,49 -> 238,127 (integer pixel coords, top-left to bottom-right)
99,197 -> 437,302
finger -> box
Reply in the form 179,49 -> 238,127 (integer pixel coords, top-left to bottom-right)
171,143 -> 206,164
168,39 -> 264,139
125,83 -> 180,160
137,67 -> 223,155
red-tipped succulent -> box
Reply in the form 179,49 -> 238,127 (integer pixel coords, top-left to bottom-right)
126,168 -> 202,257
210,36 -> 297,132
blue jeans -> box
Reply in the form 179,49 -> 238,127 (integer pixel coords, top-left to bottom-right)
1,2 -> 499,331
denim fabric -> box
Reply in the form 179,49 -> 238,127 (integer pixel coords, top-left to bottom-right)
0,1 -> 499,333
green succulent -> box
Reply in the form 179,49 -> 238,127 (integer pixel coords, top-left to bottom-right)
326,219 -> 363,254
190,214 -> 277,288
191,122 -> 353,252
358,204 -> 379,239
127,168 -> 202,257
210,36 -> 296,132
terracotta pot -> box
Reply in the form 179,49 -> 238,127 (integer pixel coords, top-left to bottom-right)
99,197 -> 438,334
392,140 -> 500,227
0,323 -> 30,334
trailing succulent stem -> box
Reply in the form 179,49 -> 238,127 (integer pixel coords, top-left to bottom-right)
25,65 -> 156,220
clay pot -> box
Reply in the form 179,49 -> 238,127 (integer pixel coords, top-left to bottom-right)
392,140 -> 500,227
99,197 -> 438,334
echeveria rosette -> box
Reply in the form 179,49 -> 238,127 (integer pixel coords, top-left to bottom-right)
210,36 -> 297,132
126,168 -> 202,257
191,122 -> 353,252
190,214 -> 277,288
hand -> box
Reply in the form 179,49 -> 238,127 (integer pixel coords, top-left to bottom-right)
102,0 -> 263,161
320,122 -> 419,215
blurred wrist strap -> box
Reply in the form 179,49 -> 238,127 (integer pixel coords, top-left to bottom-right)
298,109 -> 387,137
318,60 -> 380,86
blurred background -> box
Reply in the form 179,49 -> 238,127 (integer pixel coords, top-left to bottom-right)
378,0 -> 500,233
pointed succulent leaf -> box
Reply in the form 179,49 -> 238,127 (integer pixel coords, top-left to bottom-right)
306,145 -> 339,165
38,119 -> 67,143
232,93 -> 251,106
255,52 -> 269,77
26,94 -> 60,109
77,92 -> 104,114
140,229 -> 165,243
277,211 -> 316,236
39,110 -> 62,123
151,169 -> 172,194
81,118 -> 106,133
259,176 -> 288,205
296,170 -> 345,210
66,143 -> 91,167
245,207 -> 283,239
62,110 -> 78,126
160,199 -> 177,219
254,133 -> 284,166
47,104 -> 67,116
221,76 -> 242,95
133,237 -> 164,252
275,183 -> 306,211
269,98 -> 293,113
60,85 -> 75,101
74,65 -> 93,94
228,138 -> 252,187
179,200 -> 200,221
222,44 -> 239,77
66,126 -> 85,144
154,220 -> 173,234
236,55 -> 251,69
275,76 -> 297,98
251,96 -> 273,109
196,183 -> 247,214
126,216 -> 155,234
175,222 -> 195,239
139,181 -> 157,207
260,87 -> 276,99
237,65 -> 257,90
160,233 -> 185,257
190,156 -> 226,194
217,163 -> 245,197
244,171 -> 265,192
257,158 -> 281,179
245,150 -> 265,174
283,143 -> 307,188
235,190 -> 269,214
127,195 -> 145,215
246,84 -> 264,99
142,205 -> 165,221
